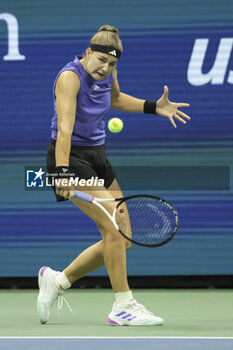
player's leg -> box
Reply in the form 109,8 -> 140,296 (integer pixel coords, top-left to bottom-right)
39,143 -> 130,321
37,181 -> 131,324
65,181 -> 163,326
38,181 -> 164,326
63,240 -> 104,283
39,144 -> 163,325
64,179 -> 132,284
65,181 -> 130,292
67,185 -> 164,326
46,142 -> 131,288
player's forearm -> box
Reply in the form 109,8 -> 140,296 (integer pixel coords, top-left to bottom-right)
55,131 -> 71,167
111,92 -> 145,113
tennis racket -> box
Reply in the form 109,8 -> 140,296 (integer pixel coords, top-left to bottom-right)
73,190 -> 178,248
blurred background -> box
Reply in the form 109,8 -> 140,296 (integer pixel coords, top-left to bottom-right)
0,0 -> 232,288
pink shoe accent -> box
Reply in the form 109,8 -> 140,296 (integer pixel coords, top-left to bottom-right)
40,266 -> 48,276
107,317 -> 119,325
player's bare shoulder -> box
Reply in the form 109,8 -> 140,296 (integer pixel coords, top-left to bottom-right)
56,70 -> 80,96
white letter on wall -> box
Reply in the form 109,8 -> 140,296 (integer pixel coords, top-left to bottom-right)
0,13 -> 25,61
187,38 -> 233,86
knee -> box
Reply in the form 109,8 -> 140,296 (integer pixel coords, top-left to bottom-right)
98,221 -> 130,251
95,210 -> 132,251
103,226 -> 132,251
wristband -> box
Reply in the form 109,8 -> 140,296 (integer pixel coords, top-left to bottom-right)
55,166 -> 74,179
144,100 -> 157,114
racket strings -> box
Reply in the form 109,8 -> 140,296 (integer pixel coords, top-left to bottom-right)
116,197 -> 177,246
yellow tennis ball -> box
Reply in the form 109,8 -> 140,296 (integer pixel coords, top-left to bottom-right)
108,118 -> 123,133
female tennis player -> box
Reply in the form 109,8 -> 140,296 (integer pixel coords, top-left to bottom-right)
37,25 -> 190,326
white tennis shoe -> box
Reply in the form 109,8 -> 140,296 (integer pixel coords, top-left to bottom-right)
107,299 -> 164,326
37,266 -> 73,324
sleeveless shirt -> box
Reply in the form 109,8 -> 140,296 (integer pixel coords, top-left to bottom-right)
51,55 -> 114,146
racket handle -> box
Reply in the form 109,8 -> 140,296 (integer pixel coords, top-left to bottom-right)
74,190 -> 93,203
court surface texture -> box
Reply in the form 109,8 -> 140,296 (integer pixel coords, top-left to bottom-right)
0,289 -> 232,350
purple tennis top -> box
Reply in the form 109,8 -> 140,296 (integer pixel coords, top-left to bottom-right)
51,55 -> 114,146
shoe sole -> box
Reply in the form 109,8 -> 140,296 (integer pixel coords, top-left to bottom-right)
107,316 -> 164,326
37,266 -> 49,324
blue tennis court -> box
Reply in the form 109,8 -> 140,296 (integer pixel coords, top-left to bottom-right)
1,337 -> 233,350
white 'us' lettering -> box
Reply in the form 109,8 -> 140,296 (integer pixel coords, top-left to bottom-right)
187,38 -> 233,86
0,13 -> 25,61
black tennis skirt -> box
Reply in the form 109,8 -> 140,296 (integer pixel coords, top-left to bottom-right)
47,139 -> 115,202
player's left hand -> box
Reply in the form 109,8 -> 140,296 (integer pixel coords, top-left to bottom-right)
156,85 -> 190,128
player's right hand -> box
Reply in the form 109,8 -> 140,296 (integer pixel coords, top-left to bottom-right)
55,178 -> 74,199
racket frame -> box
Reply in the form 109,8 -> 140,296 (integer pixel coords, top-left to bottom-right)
74,191 -> 179,248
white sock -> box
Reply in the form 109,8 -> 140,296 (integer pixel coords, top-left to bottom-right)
55,271 -> 71,290
114,290 -> 134,307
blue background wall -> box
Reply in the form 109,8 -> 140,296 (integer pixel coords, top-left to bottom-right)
0,0 -> 233,277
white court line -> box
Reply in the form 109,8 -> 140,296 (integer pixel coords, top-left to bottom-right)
0,336 -> 233,339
